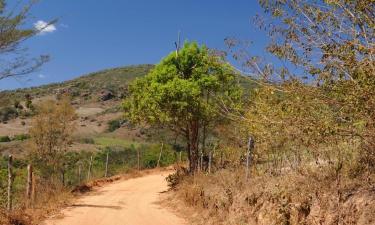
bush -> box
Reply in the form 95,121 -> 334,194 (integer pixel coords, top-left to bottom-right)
166,167 -> 188,189
0,136 -> 11,142
141,144 -> 176,168
79,137 -> 95,144
107,119 -> 124,132
0,107 -> 18,122
12,134 -> 30,141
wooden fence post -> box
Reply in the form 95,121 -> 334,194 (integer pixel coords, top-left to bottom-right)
105,152 -> 109,177
208,151 -> 212,174
246,136 -> 254,181
26,164 -> 33,207
200,152 -> 203,172
137,148 -> 140,171
31,174 -> 36,209
220,151 -> 224,168
87,155 -> 93,180
78,163 -> 82,184
7,155 -> 13,211
157,143 -> 164,168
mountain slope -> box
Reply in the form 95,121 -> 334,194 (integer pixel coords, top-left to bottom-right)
0,64 -> 154,107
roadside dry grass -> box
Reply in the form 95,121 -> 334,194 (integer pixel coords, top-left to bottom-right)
166,168 -> 375,225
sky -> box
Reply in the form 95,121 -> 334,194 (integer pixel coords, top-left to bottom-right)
0,0 -> 269,90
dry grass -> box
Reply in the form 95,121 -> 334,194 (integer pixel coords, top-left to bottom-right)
167,167 -> 375,225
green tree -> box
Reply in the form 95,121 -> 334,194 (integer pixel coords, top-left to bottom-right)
0,0 -> 54,81
124,42 -> 242,172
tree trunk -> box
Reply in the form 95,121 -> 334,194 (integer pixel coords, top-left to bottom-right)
187,120 -> 199,173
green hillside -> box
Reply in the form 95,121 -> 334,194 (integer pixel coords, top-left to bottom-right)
0,64 -> 154,107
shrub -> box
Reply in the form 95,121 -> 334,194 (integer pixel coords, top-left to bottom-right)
107,119 -> 124,132
12,134 -> 30,141
0,136 -> 10,142
0,107 -> 18,122
142,144 -> 176,168
80,137 -> 95,144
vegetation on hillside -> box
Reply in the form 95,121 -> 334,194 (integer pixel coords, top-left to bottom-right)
0,64 -> 153,110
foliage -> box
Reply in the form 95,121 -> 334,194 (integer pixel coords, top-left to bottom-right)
29,96 -> 77,178
107,119 -> 124,132
142,144 -> 176,168
12,134 -> 30,141
0,0 -> 52,81
223,0 -> 375,176
0,106 -> 18,122
124,42 -> 242,172
0,135 -> 10,142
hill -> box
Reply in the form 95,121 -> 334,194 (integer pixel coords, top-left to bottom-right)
0,64 -> 154,107
0,64 -> 255,157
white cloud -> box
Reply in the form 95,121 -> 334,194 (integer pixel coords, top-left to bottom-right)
34,20 -> 56,34
38,74 -> 46,79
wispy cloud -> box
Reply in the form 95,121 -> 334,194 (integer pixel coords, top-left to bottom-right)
60,23 -> 69,28
38,74 -> 46,79
34,20 -> 56,34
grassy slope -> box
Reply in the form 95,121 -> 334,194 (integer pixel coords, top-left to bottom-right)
0,64 -> 154,106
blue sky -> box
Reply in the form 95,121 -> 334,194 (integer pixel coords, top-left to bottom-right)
0,0 -> 268,90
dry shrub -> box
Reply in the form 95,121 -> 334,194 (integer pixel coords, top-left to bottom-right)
0,210 -> 32,225
166,166 -> 189,189
171,167 -> 375,225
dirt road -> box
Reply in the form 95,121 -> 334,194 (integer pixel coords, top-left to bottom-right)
44,171 -> 187,225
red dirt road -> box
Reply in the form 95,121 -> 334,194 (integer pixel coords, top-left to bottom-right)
43,171 -> 187,225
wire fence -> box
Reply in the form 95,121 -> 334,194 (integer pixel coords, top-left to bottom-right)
0,136 -> 256,213
0,143 -> 187,212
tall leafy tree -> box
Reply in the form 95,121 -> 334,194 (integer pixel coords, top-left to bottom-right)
124,42 -> 242,172
0,0 -> 53,81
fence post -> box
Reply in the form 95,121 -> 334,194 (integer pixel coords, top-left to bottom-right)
87,155 -> 93,180
200,152 -> 203,172
179,151 -> 182,163
137,148 -> 141,170
26,164 -> 33,207
220,151 -> 224,168
105,152 -> 109,177
157,143 -> 164,168
7,155 -> 13,211
208,151 -> 212,174
246,136 -> 254,181
32,174 -> 36,209
78,163 -> 82,184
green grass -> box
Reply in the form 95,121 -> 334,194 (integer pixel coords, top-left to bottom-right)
94,137 -> 145,148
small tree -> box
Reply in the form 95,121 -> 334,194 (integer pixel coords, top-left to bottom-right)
124,42 -> 242,173
29,96 -> 76,180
